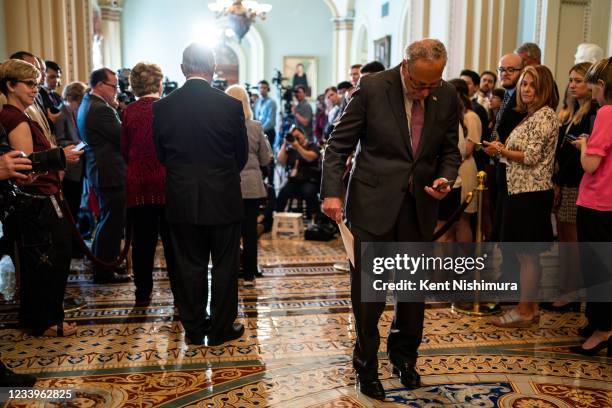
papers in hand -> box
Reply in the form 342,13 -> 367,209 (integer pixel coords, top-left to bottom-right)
338,221 -> 355,266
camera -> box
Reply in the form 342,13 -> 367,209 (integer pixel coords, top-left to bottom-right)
285,133 -> 295,143
22,147 -> 66,174
162,77 -> 178,97
272,69 -> 296,138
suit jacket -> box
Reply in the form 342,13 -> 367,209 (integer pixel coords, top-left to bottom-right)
77,92 -> 125,188
153,79 -> 248,225
55,106 -> 82,182
321,65 -> 461,237
495,91 -> 526,144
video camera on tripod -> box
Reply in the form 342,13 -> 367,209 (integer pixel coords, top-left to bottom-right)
272,69 -> 296,137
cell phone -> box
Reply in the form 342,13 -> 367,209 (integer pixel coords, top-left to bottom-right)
565,134 -> 577,142
74,141 -> 87,151
434,179 -> 455,191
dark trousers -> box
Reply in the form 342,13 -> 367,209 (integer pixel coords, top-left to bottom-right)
129,205 -> 176,300
168,221 -> 241,340
12,198 -> 71,334
62,177 -> 83,256
490,163 -> 507,242
241,199 -> 261,280
276,180 -> 319,218
576,206 -> 612,331
92,187 -> 126,277
350,193 -> 426,380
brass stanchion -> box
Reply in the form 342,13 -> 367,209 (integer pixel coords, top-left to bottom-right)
452,171 -> 501,316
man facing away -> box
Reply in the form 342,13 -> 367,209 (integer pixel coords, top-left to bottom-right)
321,38 -> 461,400
153,43 -> 248,346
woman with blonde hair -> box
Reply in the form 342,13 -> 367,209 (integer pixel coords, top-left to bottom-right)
484,65 -> 559,327
121,62 -> 176,304
0,59 -> 77,336
546,62 -> 597,311
225,85 -> 272,286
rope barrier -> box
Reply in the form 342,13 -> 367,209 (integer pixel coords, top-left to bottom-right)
57,191 -> 132,270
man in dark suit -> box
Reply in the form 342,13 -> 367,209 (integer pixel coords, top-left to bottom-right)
482,53 -> 526,241
153,43 -> 248,346
77,68 -> 130,284
321,39 -> 461,400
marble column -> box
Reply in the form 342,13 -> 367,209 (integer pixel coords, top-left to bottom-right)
332,16 -> 354,85
4,0 -> 93,86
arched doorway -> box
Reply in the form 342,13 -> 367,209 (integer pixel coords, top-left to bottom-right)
214,44 -> 239,86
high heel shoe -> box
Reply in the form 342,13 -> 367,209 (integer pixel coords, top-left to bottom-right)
569,338 -> 611,356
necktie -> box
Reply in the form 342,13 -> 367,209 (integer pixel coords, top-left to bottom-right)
491,90 -> 511,141
411,101 -> 424,154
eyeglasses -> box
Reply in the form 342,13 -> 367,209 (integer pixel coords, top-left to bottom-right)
406,68 -> 442,91
17,80 -> 40,89
497,67 -> 523,75
102,81 -> 119,91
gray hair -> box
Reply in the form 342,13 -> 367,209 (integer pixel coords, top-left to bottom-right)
575,43 -> 605,64
515,42 -> 541,62
403,39 -> 447,65
182,43 -> 215,75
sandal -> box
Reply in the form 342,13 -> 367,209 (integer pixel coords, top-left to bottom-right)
42,322 -> 77,337
493,309 -> 539,328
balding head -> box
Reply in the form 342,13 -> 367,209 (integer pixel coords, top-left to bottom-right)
497,53 -> 523,89
404,38 -> 447,66
181,43 -> 216,79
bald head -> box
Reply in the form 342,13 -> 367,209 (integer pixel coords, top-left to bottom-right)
181,43 -> 216,79
498,53 -> 523,89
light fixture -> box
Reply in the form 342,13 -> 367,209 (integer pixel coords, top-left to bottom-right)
208,0 -> 272,41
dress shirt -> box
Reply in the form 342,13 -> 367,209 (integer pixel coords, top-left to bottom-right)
253,95 -> 277,132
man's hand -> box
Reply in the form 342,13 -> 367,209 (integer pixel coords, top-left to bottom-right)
0,151 -> 32,181
321,197 -> 343,223
424,178 -> 451,200
47,108 -> 62,124
63,145 -> 84,164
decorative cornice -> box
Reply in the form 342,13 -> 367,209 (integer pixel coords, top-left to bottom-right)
332,17 -> 354,31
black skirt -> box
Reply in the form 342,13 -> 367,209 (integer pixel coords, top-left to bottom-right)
501,189 -> 554,243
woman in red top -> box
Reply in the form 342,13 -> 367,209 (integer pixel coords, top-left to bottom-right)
0,59 -> 78,336
121,62 -> 175,304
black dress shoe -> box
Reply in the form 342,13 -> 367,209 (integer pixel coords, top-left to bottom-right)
0,362 -> 36,387
207,323 -> 245,346
184,334 -> 204,345
578,325 -> 595,338
392,363 -> 421,389
357,377 -> 385,400
93,272 -> 131,284
569,338 -> 611,356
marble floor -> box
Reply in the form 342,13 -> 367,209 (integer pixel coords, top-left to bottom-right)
0,235 -> 609,407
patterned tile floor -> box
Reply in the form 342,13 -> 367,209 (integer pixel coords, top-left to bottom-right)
0,235 -> 609,407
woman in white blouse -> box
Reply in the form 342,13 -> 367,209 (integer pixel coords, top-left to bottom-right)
484,65 -> 559,327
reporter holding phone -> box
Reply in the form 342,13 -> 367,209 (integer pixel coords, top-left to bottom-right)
484,65 -> 559,328
55,81 -> 88,257
547,62 -> 597,311
0,59 -> 76,337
